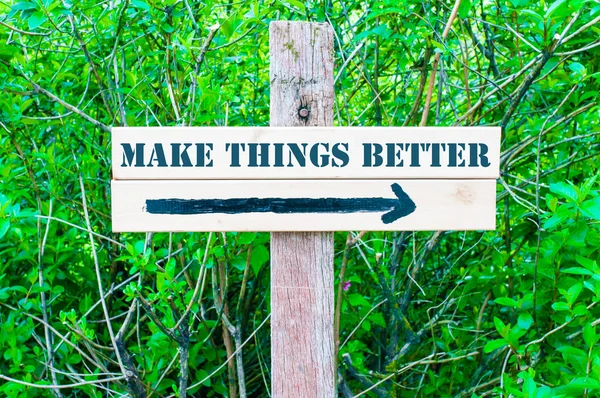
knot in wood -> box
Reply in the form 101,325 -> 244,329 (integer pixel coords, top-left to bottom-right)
298,108 -> 310,118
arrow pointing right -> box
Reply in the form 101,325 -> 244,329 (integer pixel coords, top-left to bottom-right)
145,183 -> 416,224
380,183 -> 417,224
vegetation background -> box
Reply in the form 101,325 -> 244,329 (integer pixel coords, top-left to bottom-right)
1,0 -> 600,396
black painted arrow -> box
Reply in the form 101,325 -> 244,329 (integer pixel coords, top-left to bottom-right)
145,183 -> 416,224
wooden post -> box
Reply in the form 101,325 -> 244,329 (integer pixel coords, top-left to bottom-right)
269,21 -> 335,397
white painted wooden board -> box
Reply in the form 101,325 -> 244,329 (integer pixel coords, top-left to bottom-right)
111,179 -> 496,232
112,126 -> 501,180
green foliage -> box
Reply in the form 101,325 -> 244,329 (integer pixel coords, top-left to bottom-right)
0,0 -> 599,396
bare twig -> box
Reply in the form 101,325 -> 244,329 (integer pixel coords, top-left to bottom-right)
0,303 -> 108,371
532,83 -> 579,332
463,18 -> 500,76
38,200 -> 62,397
79,176 -> 126,375
353,351 -> 480,398
0,374 -> 126,390
403,46 -> 432,126
17,71 -> 111,132
499,51 -> 551,128
66,15 -> 114,120
173,232 -> 213,330
0,20 -> 49,36
187,24 -> 220,125
178,314 -> 271,396
36,215 -> 125,247
419,0 -> 462,126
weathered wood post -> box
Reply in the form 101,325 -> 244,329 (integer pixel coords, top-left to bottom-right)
269,21 -> 336,397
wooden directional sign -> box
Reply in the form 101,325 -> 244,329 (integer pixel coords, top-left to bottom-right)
111,126 -> 500,232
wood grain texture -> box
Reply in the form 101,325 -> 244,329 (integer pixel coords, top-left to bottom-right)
270,21 -> 335,398
269,22 -> 334,128
110,179 -> 497,232
112,126 -> 501,180
271,233 -> 334,397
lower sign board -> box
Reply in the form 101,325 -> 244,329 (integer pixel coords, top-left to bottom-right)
111,179 -> 496,232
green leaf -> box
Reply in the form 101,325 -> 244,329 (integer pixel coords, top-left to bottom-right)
508,0 -> 529,6
581,197 -> 600,220
562,267 -> 594,275
544,205 -> 570,229
458,0 -> 472,18
353,25 -> 392,42
568,62 -> 587,76
0,46 -> 18,62
550,182 -> 579,203
163,24 -> 175,34
493,317 -> 509,337
250,244 -> 269,275
546,195 -> 558,212
134,240 -> 146,256
156,272 -> 166,291
166,258 -> 176,279
495,297 -> 519,307
576,255 -> 597,270
28,12 -> 47,30
0,219 -> 10,240
365,7 -> 405,21
518,313 -> 534,330
580,175 -> 598,199
567,282 -> 583,305
584,280 -> 599,295
519,9 -> 544,21
557,347 -> 589,373
78,294 -> 92,314
573,304 -> 588,316
552,302 -> 570,311
231,255 -> 246,271
131,0 -> 151,10
362,320 -> 371,331
203,346 -> 216,361
483,339 -> 507,353
348,293 -> 371,308
508,325 -> 527,343
523,373 -> 537,396
545,0 -> 568,19
237,232 -> 256,245
369,312 -> 386,328
583,323 -> 598,348
554,377 -> 600,395
284,0 -> 306,10
567,222 -> 589,246
12,2 -> 37,11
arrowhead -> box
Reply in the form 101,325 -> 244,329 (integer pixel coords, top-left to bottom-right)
381,183 -> 417,224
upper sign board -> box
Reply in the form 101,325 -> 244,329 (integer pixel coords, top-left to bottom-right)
112,127 -> 501,180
